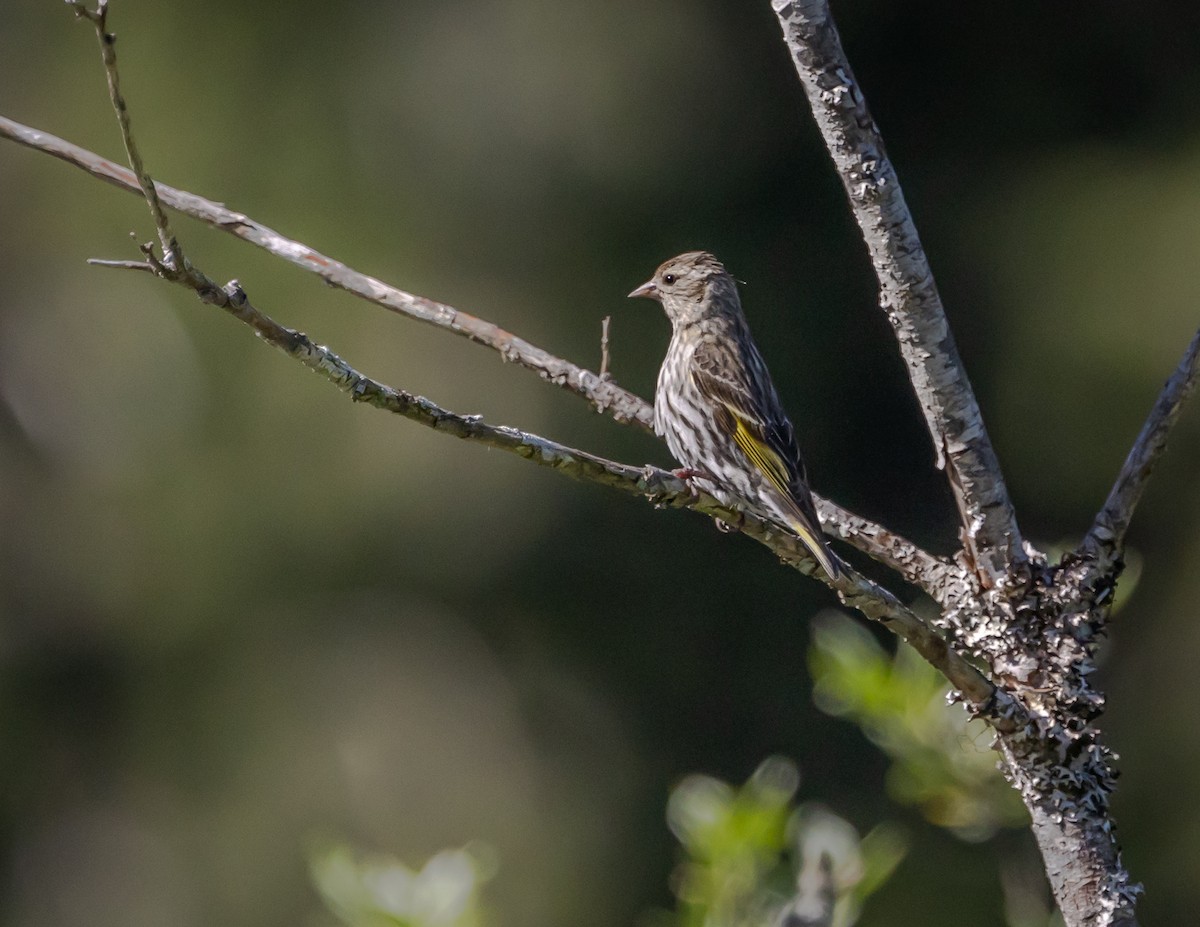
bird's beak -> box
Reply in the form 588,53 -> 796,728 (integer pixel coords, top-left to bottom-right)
627,279 -> 658,300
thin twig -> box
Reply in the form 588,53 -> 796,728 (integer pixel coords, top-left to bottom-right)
87,257 -> 156,273
599,315 -> 612,381
771,0 -> 1025,587
1082,325 -> 1200,568
0,114 -> 956,597
67,0 -> 183,271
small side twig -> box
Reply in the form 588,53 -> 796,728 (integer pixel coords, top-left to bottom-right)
67,0 -> 184,271
599,315 -> 613,381
87,257 -> 156,274
1082,325 -> 1200,568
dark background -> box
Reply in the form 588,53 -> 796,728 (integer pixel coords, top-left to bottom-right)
2,2 -> 1199,925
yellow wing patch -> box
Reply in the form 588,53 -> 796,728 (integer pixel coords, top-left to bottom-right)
726,407 -> 842,579
730,413 -> 792,499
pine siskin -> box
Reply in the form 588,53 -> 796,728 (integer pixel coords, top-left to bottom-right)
629,251 -> 843,580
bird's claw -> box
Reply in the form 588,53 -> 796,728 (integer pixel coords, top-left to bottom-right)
715,510 -> 746,534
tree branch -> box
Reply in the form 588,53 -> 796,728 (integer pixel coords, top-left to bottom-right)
814,497 -> 958,600
771,4 -> 1148,924
0,111 -> 958,601
67,0 -> 184,272
47,0 -> 1000,723
771,0 -> 1025,587
95,249 -> 1000,715
1081,325 -> 1200,569
0,113 -> 651,429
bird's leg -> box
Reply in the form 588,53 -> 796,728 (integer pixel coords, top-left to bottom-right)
670,468 -> 721,507
672,467 -> 717,484
670,471 -> 745,533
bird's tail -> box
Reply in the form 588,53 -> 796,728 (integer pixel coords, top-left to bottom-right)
791,519 -> 845,581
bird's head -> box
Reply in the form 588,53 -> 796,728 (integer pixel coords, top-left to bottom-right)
628,251 -> 740,326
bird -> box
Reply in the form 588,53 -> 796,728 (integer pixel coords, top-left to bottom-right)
628,251 -> 843,581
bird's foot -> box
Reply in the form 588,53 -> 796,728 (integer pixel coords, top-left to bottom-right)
640,465 -> 695,508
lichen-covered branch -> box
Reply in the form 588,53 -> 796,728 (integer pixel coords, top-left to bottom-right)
814,497 -> 958,599
1081,325 -> 1200,571
771,0 -> 1025,587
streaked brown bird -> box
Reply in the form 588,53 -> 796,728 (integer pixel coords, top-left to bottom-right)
629,251 -> 843,580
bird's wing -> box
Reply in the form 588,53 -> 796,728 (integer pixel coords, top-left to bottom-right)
691,338 -> 802,502
692,338 -> 841,579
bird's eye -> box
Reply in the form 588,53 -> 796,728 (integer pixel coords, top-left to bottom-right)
663,273 -> 676,285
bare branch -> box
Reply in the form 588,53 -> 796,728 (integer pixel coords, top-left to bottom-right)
771,0 -> 1025,586
815,497 -> 958,599
0,114 -> 957,599
86,257 -> 156,273
0,114 -> 651,429
92,249 -> 998,713
67,0 -> 184,271
1082,326 -> 1200,567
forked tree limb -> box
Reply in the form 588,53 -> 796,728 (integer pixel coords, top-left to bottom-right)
767,4 -> 1182,926
1081,325 -> 1200,570
0,111 -> 958,600
772,0 -> 1026,588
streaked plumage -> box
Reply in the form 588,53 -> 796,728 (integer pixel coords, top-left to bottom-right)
628,251 -> 843,580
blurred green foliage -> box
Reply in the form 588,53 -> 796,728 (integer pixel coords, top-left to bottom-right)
663,758 -> 905,927
312,844 -> 495,927
666,758 -> 799,927
809,614 -> 1027,840
315,759 -> 906,927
